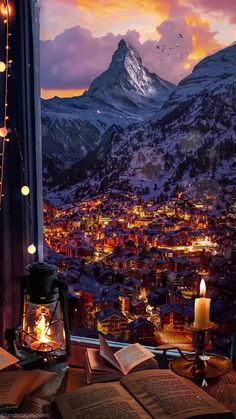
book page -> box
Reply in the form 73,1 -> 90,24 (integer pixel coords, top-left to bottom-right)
55,381 -> 151,419
114,343 -> 155,375
0,347 -> 19,371
122,370 -> 233,419
65,368 -> 86,393
25,369 -> 56,396
87,348 -> 122,374
0,371 -> 37,408
99,335 -> 122,371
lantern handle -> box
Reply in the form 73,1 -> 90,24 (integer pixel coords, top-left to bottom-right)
17,275 -> 27,329
56,278 -> 71,358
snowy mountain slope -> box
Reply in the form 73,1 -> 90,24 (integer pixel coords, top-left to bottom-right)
42,39 -> 175,175
49,44 -> 236,204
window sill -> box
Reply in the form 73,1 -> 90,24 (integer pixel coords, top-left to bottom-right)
69,335 -> 194,368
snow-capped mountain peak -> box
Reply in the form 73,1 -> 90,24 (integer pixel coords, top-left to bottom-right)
88,38 -> 174,99
110,39 -> 140,67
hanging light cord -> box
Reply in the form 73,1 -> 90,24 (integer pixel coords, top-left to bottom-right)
0,0 -> 10,209
14,127 -> 34,240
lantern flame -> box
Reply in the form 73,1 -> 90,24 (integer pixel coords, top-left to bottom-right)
35,312 -> 51,344
200,278 -> 206,297
30,309 -> 60,352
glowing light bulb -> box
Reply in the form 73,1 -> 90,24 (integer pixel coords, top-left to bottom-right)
0,61 -> 6,72
27,244 -> 36,254
1,4 -> 12,17
21,185 -> 30,196
0,127 -> 8,137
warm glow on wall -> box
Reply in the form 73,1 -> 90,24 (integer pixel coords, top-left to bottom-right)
0,2 -> 12,17
0,127 -> 8,137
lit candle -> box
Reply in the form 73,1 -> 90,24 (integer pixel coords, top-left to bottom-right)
194,279 -> 211,329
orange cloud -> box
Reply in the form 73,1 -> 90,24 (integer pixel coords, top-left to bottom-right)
183,15 -> 223,70
76,0 -> 170,20
185,15 -> 209,27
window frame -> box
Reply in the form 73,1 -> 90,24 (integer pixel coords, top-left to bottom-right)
0,0 -> 43,343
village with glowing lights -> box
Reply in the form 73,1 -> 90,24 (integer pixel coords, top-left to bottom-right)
44,193 -> 236,354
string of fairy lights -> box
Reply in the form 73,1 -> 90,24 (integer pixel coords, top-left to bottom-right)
0,0 -> 36,255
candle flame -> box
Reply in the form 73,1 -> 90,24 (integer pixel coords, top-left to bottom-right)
200,278 -> 206,297
34,312 -> 51,344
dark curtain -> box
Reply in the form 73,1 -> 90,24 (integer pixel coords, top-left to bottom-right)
0,0 -> 42,344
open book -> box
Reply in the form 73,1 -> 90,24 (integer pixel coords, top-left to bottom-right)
0,369 -> 56,412
84,335 -> 158,383
54,369 -> 233,419
0,347 -> 19,371
0,370 -> 38,412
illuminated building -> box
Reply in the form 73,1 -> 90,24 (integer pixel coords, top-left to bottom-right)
96,308 -> 128,338
119,295 -> 129,314
129,318 -> 156,346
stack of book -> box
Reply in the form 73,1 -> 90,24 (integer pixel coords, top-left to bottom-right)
84,335 -> 158,384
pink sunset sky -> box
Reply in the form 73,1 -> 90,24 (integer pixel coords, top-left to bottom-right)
39,0 -> 236,98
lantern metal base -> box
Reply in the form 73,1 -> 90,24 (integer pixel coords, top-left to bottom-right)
19,350 -> 69,371
169,354 -> 232,380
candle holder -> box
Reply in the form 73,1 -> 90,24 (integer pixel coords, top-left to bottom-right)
166,323 -> 232,380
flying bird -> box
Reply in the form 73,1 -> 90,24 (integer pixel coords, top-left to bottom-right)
178,33 -> 184,38
156,45 -> 160,49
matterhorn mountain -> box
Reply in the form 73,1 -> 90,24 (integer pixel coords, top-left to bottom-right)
49,43 -> 236,205
42,39 -> 175,178
86,39 -> 174,113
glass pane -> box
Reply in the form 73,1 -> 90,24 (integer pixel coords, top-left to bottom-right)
40,0 -> 236,357
22,299 -> 65,352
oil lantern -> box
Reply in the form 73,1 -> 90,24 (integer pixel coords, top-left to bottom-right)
19,262 -> 70,368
